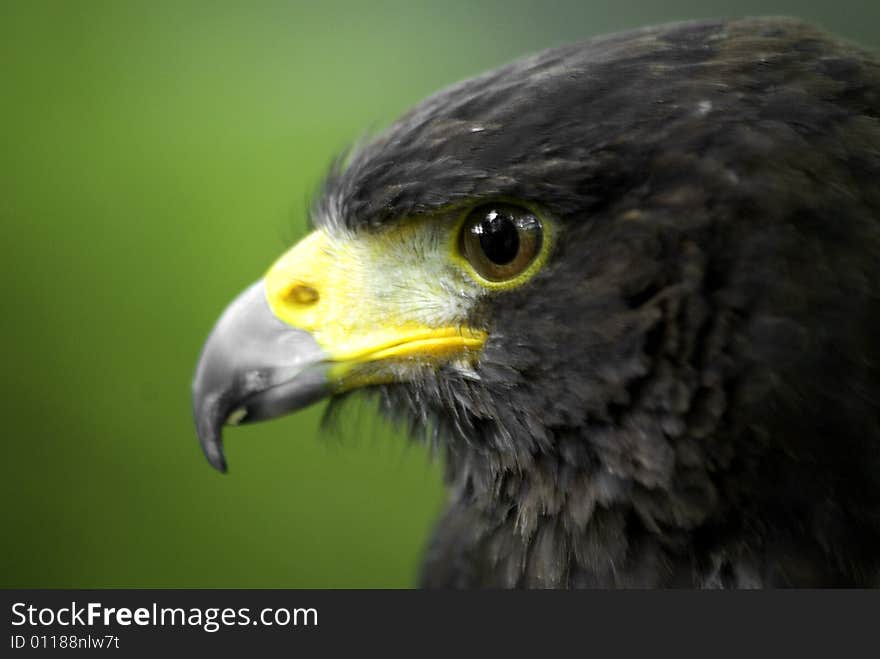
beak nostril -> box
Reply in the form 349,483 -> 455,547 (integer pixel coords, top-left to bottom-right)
284,283 -> 320,305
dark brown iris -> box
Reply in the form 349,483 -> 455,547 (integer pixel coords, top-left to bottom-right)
459,204 -> 542,282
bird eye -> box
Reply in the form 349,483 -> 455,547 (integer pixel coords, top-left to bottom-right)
458,204 -> 543,283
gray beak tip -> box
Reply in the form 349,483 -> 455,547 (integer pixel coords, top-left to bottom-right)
191,279 -> 331,474
193,393 -> 229,473
210,456 -> 229,474
203,437 -> 228,474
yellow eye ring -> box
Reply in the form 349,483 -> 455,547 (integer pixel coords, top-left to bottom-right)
451,201 -> 554,290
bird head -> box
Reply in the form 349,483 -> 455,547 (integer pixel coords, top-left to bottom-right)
190,17 -> 880,587
191,20 -> 748,476
197,42 -> 638,469
191,18 -> 865,483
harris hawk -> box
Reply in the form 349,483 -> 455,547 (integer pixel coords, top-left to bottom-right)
193,18 -> 880,587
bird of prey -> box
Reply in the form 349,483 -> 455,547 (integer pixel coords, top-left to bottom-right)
192,17 -> 880,587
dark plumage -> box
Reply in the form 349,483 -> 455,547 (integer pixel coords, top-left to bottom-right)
320,17 -> 880,587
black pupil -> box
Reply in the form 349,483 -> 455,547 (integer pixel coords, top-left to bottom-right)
477,212 -> 519,265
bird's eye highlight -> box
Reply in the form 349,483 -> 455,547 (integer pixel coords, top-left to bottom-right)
457,204 -> 544,284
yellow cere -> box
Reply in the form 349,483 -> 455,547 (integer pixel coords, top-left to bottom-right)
263,223 -> 488,389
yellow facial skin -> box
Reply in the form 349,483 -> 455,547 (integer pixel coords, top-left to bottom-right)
264,222 -> 485,392
263,209 -> 553,392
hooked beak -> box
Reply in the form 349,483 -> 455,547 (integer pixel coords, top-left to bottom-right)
191,281 -> 330,472
192,229 -> 487,473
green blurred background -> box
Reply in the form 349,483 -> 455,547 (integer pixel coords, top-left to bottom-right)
1,0 -> 877,588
